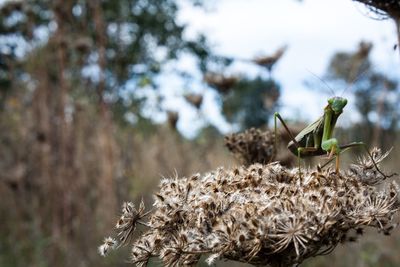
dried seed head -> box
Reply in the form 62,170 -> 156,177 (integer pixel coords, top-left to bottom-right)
203,72 -> 239,94
184,94 -> 203,109
224,128 -> 276,166
115,200 -> 147,245
253,45 -> 288,71
99,148 -> 398,267
98,237 -> 117,256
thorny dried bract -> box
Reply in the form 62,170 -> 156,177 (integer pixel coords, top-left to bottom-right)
99,148 -> 399,267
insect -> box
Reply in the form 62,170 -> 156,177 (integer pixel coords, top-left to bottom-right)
274,95 -> 387,178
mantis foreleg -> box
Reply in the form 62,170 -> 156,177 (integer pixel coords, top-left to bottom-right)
274,112 -> 318,176
319,142 -> 392,178
274,112 -> 300,152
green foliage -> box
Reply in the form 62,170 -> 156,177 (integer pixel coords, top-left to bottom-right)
192,125 -> 222,148
222,76 -> 280,130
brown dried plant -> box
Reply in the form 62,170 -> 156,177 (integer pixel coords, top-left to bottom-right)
224,128 -> 276,166
224,128 -> 296,167
204,72 -> 239,94
184,94 -> 203,109
353,0 -> 400,19
99,148 -> 399,267
252,45 -> 288,72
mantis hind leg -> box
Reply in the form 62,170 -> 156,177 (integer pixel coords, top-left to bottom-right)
274,112 -> 305,177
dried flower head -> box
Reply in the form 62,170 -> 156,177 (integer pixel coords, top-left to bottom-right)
204,72 -> 239,94
184,94 -> 203,109
355,41 -> 373,59
100,148 -> 399,267
224,128 -> 276,166
116,200 -> 148,245
224,128 -> 296,167
253,45 -> 288,72
98,237 -> 117,257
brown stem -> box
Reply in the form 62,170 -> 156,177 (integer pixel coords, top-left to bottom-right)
51,0 -> 73,246
90,0 -> 107,112
89,0 -> 117,227
371,85 -> 388,147
396,18 -> 400,60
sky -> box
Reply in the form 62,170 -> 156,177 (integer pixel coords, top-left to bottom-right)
160,0 -> 400,137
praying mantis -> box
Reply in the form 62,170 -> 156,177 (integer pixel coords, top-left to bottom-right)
274,96 -> 388,178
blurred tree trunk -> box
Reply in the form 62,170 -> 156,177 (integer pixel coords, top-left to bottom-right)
28,1 -> 77,262
90,0 -> 118,228
27,1 -> 118,264
371,84 -> 388,147
52,0 -> 70,245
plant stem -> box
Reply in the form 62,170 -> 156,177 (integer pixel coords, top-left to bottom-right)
395,18 -> 400,60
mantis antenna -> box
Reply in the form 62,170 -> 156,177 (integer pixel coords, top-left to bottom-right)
306,69 -> 335,96
340,67 -> 370,96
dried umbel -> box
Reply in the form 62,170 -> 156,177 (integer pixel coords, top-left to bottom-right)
252,45 -> 288,72
184,94 -> 203,109
98,237 -> 117,257
99,148 -> 399,267
224,128 -> 296,167
204,72 -> 239,94
355,41 -> 373,59
224,128 -> 276,166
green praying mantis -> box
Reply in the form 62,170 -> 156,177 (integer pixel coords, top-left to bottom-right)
274,91 -> 389,178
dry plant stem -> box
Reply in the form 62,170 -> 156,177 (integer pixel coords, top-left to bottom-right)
396,18 -> 400,59
99,148 -> 399,267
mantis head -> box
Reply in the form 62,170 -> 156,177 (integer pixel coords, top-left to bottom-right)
328,97 -> 347,114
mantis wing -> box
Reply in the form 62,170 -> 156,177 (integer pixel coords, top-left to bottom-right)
294,116 -> 324,143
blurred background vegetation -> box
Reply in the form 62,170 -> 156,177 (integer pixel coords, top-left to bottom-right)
0,0 -> 399,266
